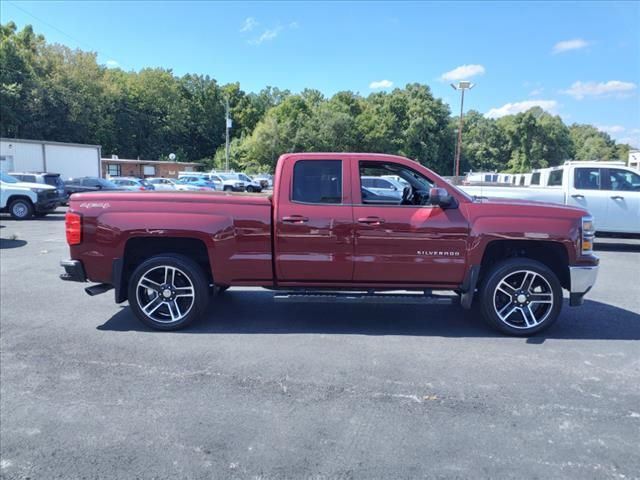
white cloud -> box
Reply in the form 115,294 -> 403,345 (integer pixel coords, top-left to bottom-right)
440,64 -> 485,81
529,88 -> 543,96
485,100 -> 558,119
289,21 -> 299,29
596,125 -> 625,135
105,60 -> 119,68
240,17 -> 258,32
369,79 -> 393,89
561,80 -> 637,99
249,27 -> 282,45
552,38 -> 590,54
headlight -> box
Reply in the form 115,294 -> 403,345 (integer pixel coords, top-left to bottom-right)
31,188 -> 45,194
581,215 -> 595,254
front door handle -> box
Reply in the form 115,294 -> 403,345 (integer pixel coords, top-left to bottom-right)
282,215 -> 308,224
571,194 -> 584,199
610,195 -> 624,200
357,216 -> 385,225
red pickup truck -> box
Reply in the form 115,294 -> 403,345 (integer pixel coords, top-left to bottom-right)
60,153 -> 599,336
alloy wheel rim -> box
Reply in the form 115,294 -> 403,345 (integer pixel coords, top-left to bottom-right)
493,270 -> 554,329
136,266 -> 195,324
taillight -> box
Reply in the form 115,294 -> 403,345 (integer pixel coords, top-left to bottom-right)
65,212 -> 82,245
139,187 -> 145,191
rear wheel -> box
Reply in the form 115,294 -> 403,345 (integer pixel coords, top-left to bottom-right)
246,186 -> 255,193
479,259 -> 562,336
9,198 -> 33,220
223,186 -> 232,192
127,254 -> 210,330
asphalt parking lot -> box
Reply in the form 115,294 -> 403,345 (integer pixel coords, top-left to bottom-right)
1,209 -> 639,479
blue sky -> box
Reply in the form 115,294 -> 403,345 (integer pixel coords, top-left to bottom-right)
2,0 -> 639,146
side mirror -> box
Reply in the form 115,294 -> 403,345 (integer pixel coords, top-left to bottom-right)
429,187 -> 453,208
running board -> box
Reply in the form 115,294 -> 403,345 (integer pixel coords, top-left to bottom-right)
273,291 -> 454,305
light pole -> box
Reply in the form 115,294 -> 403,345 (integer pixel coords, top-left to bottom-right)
451,81 -> 475,177
224,97 -> 232,171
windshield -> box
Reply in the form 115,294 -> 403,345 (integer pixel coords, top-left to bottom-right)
0,172 -> 19,183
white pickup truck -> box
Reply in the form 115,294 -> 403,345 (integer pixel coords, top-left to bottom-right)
1,172 -> 59,219
461,161 -> 640,235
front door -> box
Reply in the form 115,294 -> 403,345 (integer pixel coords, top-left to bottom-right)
351,159 -> 469,285
604,168 -> 640,234
274,158 -> 354,282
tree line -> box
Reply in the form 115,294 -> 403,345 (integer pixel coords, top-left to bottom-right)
0,22 -> 631,175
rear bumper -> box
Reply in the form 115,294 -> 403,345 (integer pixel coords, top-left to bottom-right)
569,265 -> 599,306
60,259 -> 87,282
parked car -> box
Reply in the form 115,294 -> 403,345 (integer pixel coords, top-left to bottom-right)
461,161 -> 640,235
110,177 -> 155,191
10,171 -> 65,206
205,173 -> 246,192
64,177 -> 123,201
212,172 -> 262,192
1,172 -> 59,219
61,152 -> 598,337
176,175 -> 219,190
361,176 -> 404,200
147,178 -> 177,191
253,174 -> 273,189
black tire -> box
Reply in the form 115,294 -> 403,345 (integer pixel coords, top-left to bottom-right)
9,198 -> 34,220
223,186 -> 232,192
246,186 -> 255,193
478,258 -> 562,336
127,254 -> 210,331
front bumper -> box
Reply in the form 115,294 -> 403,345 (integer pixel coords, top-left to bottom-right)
569,265 -> 599,306
35,191 -> 62,212
60,259 -> 87,282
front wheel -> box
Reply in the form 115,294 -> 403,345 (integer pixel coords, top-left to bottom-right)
246,186 -> 255,193
478,259 -> 562,336
127,254 -> 210,330
9,198 -> 34,220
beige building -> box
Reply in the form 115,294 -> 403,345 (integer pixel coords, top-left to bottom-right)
101,157 -> 201,178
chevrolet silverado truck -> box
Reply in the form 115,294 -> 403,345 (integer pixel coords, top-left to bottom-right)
60,153 -> 599,336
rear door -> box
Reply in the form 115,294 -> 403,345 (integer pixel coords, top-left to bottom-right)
274,158 -> 354,282
567,167 -> 611,230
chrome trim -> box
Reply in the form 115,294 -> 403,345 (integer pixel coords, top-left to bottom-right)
569,265 -> 599,294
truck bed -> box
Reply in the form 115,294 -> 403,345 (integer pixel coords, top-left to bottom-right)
68,190 -> 274,285
460,185 -> 566,205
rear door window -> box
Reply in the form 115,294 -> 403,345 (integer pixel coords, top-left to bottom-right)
574,168 -> 602,190
292,160 -> 342,204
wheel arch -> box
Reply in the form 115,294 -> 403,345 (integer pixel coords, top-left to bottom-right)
479,239 -> 570,290
117,236 -> 213,303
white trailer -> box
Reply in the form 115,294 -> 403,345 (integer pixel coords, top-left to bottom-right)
0,138 -> 101,179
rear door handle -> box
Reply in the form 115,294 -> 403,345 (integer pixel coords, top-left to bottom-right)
610,195 -> 624,200
357,216 -> 385,225
282,215 -> 308,224
571,194 -> 584,199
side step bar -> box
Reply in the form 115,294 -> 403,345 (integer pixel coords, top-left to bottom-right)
273,291 -> 454,305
